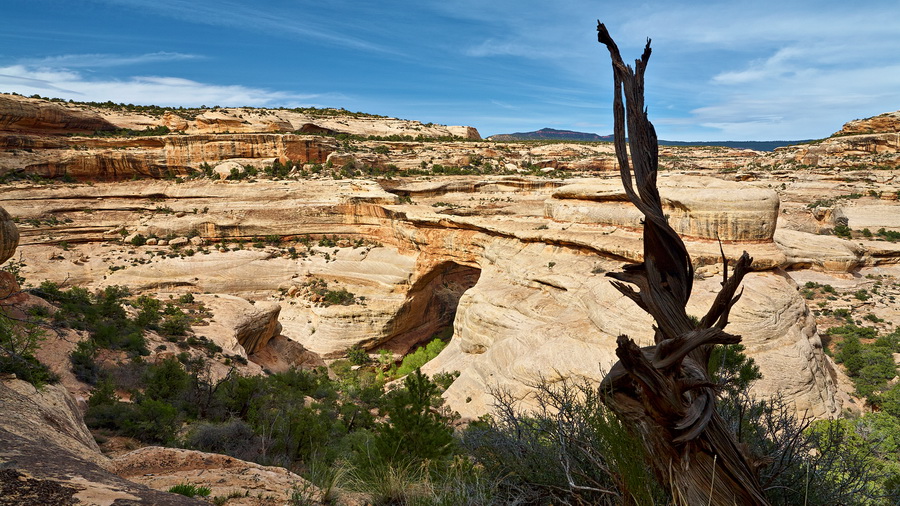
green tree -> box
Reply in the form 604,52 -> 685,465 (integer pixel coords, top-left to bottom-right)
371,369 -> 454,463
0,314 -> 57,387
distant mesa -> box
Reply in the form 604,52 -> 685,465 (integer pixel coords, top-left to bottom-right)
488,127 -> 808,151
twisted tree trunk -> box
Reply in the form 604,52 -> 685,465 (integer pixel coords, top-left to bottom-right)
596,22 -> 770,505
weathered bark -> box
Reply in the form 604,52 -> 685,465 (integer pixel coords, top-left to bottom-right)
596,22 -> 770,505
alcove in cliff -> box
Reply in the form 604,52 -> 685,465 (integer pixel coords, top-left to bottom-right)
381,261 -> 481,354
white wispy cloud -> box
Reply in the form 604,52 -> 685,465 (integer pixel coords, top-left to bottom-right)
93,0 -> 401,55
0,65 -> 335,107
18,52 -> 201,68
465,39 -> 559,59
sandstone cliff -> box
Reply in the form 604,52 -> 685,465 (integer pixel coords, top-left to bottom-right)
836,111 -> 900,136
2,173 -> 867,420
0,94 -> 117,134
4,97 -> 900,426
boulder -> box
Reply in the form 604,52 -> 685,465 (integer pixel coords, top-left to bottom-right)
213,160 -> 244,180
168,237 -> 189,248
0,206 -> 19,265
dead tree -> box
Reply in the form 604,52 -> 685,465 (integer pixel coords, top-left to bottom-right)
596,22 -> 770,505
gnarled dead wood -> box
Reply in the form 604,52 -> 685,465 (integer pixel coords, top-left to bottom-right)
596,22 -> 769,505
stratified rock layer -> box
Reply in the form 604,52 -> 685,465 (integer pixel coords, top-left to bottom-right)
1,174 -> 866,420
547,176 -> 780,241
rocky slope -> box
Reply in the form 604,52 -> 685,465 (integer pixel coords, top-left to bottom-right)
0,377 -> 204,505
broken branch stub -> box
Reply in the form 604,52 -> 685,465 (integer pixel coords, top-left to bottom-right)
596,21 -> 769,505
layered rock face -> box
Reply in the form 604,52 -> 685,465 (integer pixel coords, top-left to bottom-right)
0,94 -> 116,134
0,93 -> 484,181
2,133 -> 337,181
7,99 -> 900,427
546,176 -> 780,242
1,173 -> 849,419
424,244 -> 841,420
837,111 -> 900,136
773,111 -> 900,170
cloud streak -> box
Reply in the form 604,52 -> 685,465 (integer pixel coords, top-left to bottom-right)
18,52 -> 201,69
0,65 -> 333,107
92,0 -> 402,56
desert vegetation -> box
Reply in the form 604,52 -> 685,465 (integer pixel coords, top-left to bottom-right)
7,281 -> 899,504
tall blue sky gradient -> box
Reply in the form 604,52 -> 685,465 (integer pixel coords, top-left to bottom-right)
2,0 -> 898,141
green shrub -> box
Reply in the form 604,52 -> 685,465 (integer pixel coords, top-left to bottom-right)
133,295 -> 161,328
70,340 -> 100,384
833,224 -> 852,238
877,228 -> 900,241
346,345 -> 370,366
40,283 -> 150,358
168,483 -> 211,498
369,369 -> 455,464
143,357 -> 191,403
160,305 -> 191,336
395,338 -> 448,378
184,420 -> 258,460
463,379 -> 662,505
830,325 -> 899,404
322,288 -> 355,306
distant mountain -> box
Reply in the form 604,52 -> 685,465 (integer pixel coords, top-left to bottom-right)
487,127 -> 808,152
488,128 -> 611,142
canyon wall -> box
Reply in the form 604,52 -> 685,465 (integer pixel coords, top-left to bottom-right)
0,174 -> 858,420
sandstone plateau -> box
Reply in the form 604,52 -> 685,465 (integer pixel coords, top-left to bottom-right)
2,96 -> 900,501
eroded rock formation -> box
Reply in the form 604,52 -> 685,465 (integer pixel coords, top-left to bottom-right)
4,97 -> 900,428
1,172 -> 862,420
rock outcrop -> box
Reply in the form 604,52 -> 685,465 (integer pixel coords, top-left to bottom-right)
775,229 -> 865,271
113,447 -> 321,505
836,111 -> 900,136
423,247 -> 841,420
0,205 -> 18,265
0,94 -> 116,134
1,172 -> 866,419
546,176 -> 780,241
774,111 -> 900,169
0,378 -> 200,505
2,133 -> 336,181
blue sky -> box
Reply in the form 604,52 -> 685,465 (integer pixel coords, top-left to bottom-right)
2,1 -> 898,141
